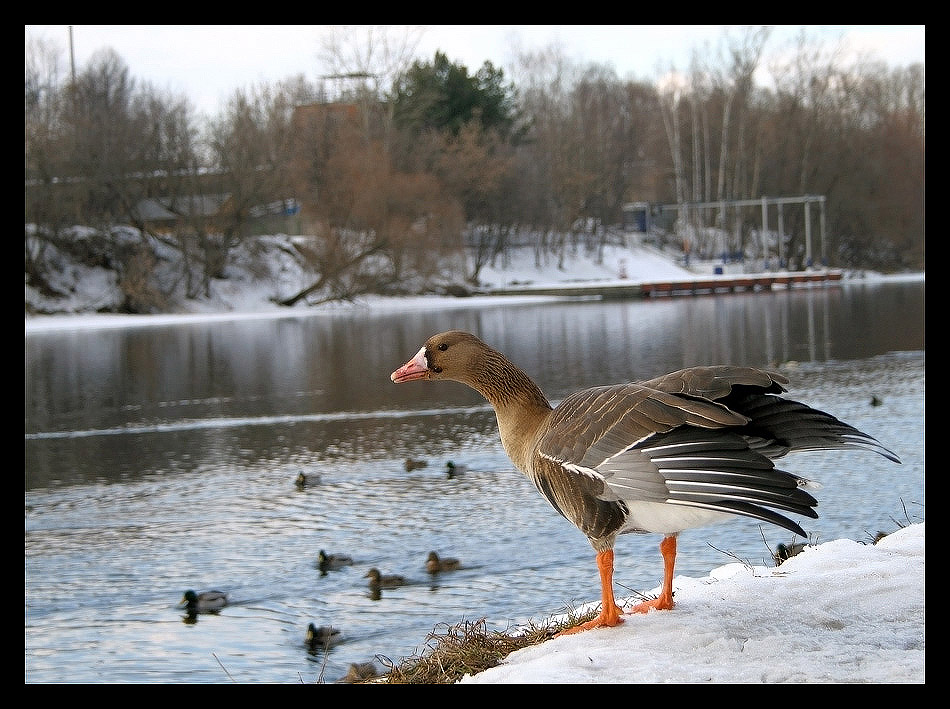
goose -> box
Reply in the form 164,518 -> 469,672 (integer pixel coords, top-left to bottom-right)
390,330 -> 901,635
317,550 -> 354,573
426,551 -> 461,573
364,568 -> 408,589
305,622 -> 342,651
179,589 -> 228,614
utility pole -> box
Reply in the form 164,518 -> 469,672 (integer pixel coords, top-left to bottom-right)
68,26 -> 76,85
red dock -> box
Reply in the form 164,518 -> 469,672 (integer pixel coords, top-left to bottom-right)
487,270 -> 844,299
640,270 -> 843,297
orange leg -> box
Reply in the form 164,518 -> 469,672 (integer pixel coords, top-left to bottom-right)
627,535 -> 677,613
557,549 -> 624,635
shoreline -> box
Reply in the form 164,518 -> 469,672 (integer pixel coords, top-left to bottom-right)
25,270 -> 924,335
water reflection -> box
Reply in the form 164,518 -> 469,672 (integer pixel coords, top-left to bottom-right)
25,281 -> 924,492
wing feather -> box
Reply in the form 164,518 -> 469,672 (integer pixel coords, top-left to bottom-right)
526,367 -> 895,543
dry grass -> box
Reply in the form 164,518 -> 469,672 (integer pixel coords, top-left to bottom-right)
364,608 -> 598,684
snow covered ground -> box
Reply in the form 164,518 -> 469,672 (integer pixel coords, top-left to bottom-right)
460,522 -> 924,684
28,229 -> 919,335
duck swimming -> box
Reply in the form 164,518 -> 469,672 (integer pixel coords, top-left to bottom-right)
318,550 -> 354,573
445,461 -> 468,479
179,589 -> 228,614
426,551 -> 461,573
364,568 -> 408,589
305,622 -> 342,651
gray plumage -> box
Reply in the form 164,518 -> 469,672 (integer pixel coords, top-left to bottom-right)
306,622 -> 342,650
391,330 -> 901,633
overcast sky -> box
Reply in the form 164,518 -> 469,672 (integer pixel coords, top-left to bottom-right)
25,25 -> 925,117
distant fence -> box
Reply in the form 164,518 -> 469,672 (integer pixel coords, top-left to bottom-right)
623,195 -> 828,268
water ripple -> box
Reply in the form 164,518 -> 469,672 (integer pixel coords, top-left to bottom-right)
25,405 -> 493,440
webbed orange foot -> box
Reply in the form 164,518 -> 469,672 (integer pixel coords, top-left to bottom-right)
626,594 -> 674,614
556,604 -> 624,636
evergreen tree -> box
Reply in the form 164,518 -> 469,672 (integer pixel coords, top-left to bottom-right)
391,51 -> 518,139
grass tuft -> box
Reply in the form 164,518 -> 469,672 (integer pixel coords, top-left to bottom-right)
366,608 -> 598,684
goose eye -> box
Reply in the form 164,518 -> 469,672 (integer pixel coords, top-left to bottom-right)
438,343 -> 448,351
433,366 -> 443,373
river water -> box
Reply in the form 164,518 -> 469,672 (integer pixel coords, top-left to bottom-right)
25,278 -> 925,683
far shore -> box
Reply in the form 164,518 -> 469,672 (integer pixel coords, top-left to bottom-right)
24,270 -> 924,335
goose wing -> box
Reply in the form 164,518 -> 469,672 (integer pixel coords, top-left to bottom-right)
532,379 -> 819,539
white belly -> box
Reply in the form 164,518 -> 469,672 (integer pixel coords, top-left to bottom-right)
621,501 -> 733,535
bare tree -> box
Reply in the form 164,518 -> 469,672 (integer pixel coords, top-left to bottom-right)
26,43 -> 206,311
284,93 -> 466,304
430,121 -> 515,282
198,79 -> 310,297
714,28 -> 769,213
25,35 -> 73,296
511,44 -> 597,267
319,25 -> 423,148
